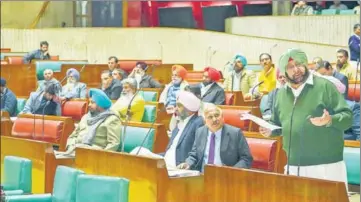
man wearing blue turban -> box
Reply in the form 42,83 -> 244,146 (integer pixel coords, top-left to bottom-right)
66,88 -> 121,152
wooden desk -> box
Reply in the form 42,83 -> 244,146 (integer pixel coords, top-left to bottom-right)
0,64 -> 36,96
204,165 -> 349,202
0,111 -> 12,136
1,136 -> 74,194
75,147 -> 205,202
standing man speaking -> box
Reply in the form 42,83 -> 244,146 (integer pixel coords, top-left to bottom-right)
260,49 -> 352,188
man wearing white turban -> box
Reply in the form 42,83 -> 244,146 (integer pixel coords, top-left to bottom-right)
162,90 -> 204,168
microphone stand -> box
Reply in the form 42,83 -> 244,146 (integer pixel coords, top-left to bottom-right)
120,64 -> 158,152
135,112 -> 159,155
286,97 -> 298,175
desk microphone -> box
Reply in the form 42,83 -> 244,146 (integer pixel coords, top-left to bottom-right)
135,111 -> 159,155
251,81 -> 265,101
297,115 -> 312,176
286,97 -> 298,175
41,101 -> 51,140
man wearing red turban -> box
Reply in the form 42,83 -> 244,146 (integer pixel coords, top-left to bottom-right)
196,67 -> 225,105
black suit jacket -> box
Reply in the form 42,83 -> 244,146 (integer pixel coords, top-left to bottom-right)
185,124 -> 253,171
333,71 -> 349,98
161,115 -> 204,165
196,83 -> 225,105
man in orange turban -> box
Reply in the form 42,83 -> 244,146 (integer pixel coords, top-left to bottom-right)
195,67 -> 225,105
159,65 -> 189,113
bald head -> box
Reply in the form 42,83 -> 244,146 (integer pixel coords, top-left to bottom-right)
43,69 -> 54,81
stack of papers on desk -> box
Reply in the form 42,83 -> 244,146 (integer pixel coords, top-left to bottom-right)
167,168 -> 200,178
54,150 -> 75,159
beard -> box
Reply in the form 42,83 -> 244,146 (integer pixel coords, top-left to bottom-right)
285,67 -> 310,85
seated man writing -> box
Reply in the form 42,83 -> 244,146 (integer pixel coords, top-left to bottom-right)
161,90 -> 204,168
111,78 -> 145,122
177,103 -> 253,172
21,83 -> 61,116
66,89 -> 121,152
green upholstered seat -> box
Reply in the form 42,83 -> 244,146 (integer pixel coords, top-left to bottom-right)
321,9 -> 338,15
343,147 -> 360,185
16,98 -> 27,115
0,52 -> 27,60
1,156 -> 32,195
76,175 -> 129,202
139,91 -> 157,102
5,166 -> 84,202
259,94 -> 269,114
142,105 -> 156,123
120,126 -> 155,153
35,61 -> 88,80
339,9 -> 356,15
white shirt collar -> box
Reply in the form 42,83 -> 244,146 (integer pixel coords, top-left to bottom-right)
285,74 -> 313,98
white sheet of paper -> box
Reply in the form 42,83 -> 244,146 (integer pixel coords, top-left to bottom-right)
129,147 -> 164,159
54,150 -> 75,159
167,169 -> 200,178
240,113 -> 281,131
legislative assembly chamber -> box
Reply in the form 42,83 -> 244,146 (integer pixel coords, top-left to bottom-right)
0,1 -> 360,202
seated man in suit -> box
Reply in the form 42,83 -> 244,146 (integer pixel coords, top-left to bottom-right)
178,103 -> 253,172
60,68 -> 87,100
101,70 -> 122,100
37,69 -> 62,95
315,60 -> 349,98
66,89 -> 121,152
128,61 -> 162,88
193,67 -> 225,105
21,83 -> 61,116
108,56 -> 128,78
23,41 -> 51,64
161,90 -> 204,168
0,78 -> 17,117
159,65 -> 189,114
111,78 -> 145,122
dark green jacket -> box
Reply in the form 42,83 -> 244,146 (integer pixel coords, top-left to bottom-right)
271,75 -> 352,166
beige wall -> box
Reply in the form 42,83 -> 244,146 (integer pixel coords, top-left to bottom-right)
225,15 -> 359,47
1,28 -> 344,71
1,1 -> 73,28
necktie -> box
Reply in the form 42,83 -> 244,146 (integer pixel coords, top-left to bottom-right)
207,133 -> 216,164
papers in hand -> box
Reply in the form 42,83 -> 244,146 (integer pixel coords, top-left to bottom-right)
54,150 -> 75,159
240,113 -> 281,131
129,147 -> 164,159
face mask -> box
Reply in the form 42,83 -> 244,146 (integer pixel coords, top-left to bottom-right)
202,81 -> 212,86
135,74 -> 142,82
172,78 -> 182,85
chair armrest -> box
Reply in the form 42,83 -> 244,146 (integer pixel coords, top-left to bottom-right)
6,194 -> 52,202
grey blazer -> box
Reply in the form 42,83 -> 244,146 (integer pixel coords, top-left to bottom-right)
185,124 -> 253,171
198,83 -> 225,105
161,115 -> 204,165
21,92 -> 61,116
60,82 -> 87,99
138,75 -> 162,89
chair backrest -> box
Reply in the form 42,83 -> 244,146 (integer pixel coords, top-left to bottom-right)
52,166 -> 85,202
259,94 -> 269,114
224,92 -> 235,105
139,91 -> 158,102
16,98 -> 27,115
220,108 -> 251,131
339,9 -> 356,15
246,138 -> 277,172
121,126 -> 155,153
142,105 -> 156,123
61,100 -> 88,121
0,52 -> 27,60
3,156 -> 32,193
76,175 -> 129,202
186,71 -> 204,80
5,56 -> 24,65
35,61 -> 88,80
118,60 -> 162,73
343,147 -> 360,185
321,9 -> 338,15
348,84 -> 360,102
